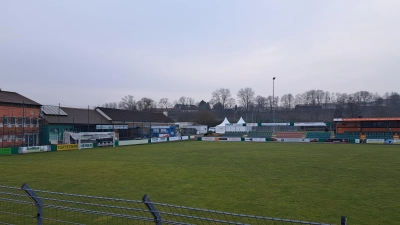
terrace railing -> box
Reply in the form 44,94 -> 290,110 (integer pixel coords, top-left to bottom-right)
0,184 -> 347,225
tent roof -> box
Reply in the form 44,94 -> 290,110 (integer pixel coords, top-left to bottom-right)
217,117 -> 230,126
237,117 -> 246,124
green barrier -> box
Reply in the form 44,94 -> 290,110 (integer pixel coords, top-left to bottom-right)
318,139 -> 325,142
197,137 -> 202,141
51,145 -> 57,151
0,148 -> 12,155
11,147 -> 19,154
114,141 -> 119,147
93,142 -> 98,148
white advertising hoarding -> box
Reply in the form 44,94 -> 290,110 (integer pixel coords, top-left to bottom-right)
18,145 -> 51,154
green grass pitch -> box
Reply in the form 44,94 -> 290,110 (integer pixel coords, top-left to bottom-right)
1,141 -> 399,224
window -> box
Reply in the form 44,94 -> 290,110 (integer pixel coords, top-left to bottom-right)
2,116 -> 7,124
372,122 -> 387,128
18,117 -> 23,125
25,118 -> 31,125
3,135 -> 8,141
362,122 -> 372,128
389,121 -> 399,128
32,118 -> 38,125
17,134 -> 23,139
10,117 -> 16,124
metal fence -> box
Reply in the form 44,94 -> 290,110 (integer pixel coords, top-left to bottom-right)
0,184 -> 347,225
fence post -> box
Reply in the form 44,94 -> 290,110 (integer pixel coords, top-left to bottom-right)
341,216 -> 347,225
22,183 -> 43,225
142,194 -> 162,225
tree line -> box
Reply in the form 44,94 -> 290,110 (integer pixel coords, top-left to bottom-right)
100,88 -> 400,124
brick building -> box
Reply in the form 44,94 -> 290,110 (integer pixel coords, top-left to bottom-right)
0,90 -> 41,147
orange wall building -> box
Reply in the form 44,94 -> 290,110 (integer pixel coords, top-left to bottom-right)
0,90 -> 41,148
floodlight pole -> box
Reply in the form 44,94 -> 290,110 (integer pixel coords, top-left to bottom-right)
273,77 -> 276,132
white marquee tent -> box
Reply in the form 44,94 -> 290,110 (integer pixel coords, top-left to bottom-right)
216,117 -> 231,134
237,117 -> 246,124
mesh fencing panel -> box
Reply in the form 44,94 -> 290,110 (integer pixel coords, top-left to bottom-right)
0,185 -> 37,224
0,184 -> 342,225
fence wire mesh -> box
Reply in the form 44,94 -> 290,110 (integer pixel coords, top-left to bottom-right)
0,184 -> 343,225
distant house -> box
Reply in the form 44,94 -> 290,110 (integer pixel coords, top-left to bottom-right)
295,104 -> 323,111
173,104 -> 199,112
0,90 -> 41,147
41,106 -> 111,145
95,107 -> 175,140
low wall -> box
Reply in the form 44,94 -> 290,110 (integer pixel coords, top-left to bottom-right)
0,136 -> 193,156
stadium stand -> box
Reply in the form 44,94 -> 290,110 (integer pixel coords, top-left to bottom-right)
275,132 -> 303,139
334,132 -> 360,139
247,132 -> 273,138
306,132 -> 331,139
222,131 -> 246,137
366,132 -> 394,139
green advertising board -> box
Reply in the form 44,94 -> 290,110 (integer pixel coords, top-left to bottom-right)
0,148 -> 12,155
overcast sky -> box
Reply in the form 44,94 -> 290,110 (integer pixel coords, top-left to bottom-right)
1,0 -> 400,107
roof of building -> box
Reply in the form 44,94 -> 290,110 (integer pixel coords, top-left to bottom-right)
174,104 -> 199,110
96,107 -> 175,123
43,107 -> 110,124
42,105 -> 68,116
0,90 -> 41,106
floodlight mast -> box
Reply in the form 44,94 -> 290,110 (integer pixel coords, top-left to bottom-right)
273,77 -> 276,132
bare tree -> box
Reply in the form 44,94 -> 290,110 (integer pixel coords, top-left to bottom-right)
137,97 -> 155,111
101,102 -> 118,109
323,91 -> 331,108
226,98 -> 236,109
315,90 -> 325,105
280,94 -> 294,109
237,87 -> 255,111
255,95 -> 268,112
388,92 -> 400,115
187,97 -> 196,105
178,96 -> 187,105
158,98 -> 172,109
211,88 -> 232,111
118,95 -> 136,110
266,96 -> 274,111
294,93 -> 304,106
346,95 -> 361,117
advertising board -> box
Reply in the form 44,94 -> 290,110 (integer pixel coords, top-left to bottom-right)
181,136 -> 189,140
384,139 -> 394,144
261,123 -> 290,126
324,139 -> 350,143
245,138 -> 266,142
119,140 -> 148,146
246,123 -> 258,127
275,138 -> 311,142
218,137 -> 241,142
151,137 -> 168,143
202,137 -> 217,141
0,148 -> 11,155
169,137 -> 180,141
366,139 -> 385,144
79,143 -> 93,149
19,145 -> 51,154
57,144 -> 79,151
293,122 -> 326,127
97,142 -> 114,147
